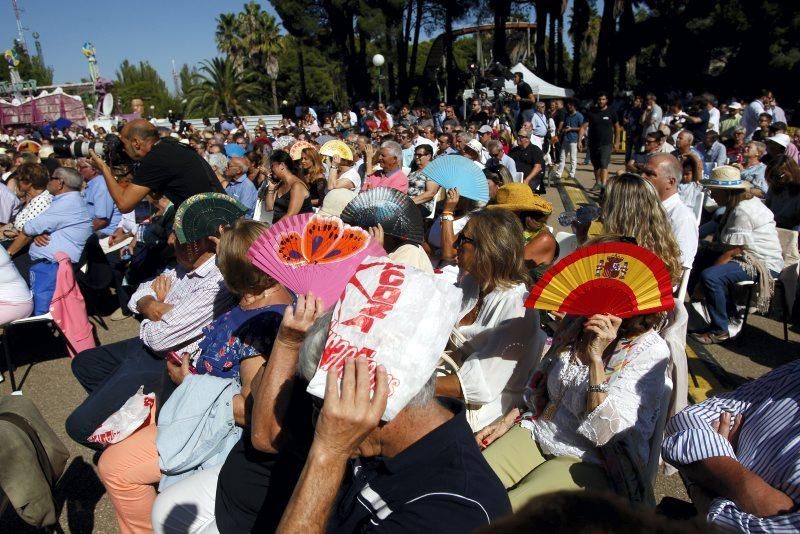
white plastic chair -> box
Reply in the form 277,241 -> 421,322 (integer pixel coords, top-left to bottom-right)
554,231 -> 578,261
675,267 -> 691,303
692,190 -> 708,225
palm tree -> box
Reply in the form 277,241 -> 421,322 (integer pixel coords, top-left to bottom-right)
236,3 -> 284,112
569,0 -> 592,88
215,13 -> 242,61
187,57 -> 260,117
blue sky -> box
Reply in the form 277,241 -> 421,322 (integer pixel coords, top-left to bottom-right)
1,1 -> 586,88
0,0 -> 280,86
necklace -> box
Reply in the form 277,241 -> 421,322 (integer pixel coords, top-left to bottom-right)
240,285 -> 283,310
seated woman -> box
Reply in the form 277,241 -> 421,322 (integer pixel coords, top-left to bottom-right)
299,147 -> 326,207
264,150 -> 313,223
435,209 -> 546,431
602,173 -> 684,289
96,219 -> 291,534
487,183 -> 558,282
477,236 -> 673,511
484,164 -> 513,203
0,245 -> 32,330
765,155 -> 800,230
427,188 -> 479,275
690,166 -> 783,344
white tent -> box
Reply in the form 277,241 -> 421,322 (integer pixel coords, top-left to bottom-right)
503,63 -> 573,99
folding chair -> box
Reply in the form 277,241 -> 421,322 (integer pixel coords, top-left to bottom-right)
675,267 -> 691,303
2,312 -> 59,393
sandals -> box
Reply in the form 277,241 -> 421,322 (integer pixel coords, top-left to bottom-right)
691,331 -> 730,345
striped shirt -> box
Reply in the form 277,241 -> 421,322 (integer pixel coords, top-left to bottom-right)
129,255 -> 235,355
662,360 -> 800,533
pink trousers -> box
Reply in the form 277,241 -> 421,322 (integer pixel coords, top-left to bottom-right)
97,421 -> 160,534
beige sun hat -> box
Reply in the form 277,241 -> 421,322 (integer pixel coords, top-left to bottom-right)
701,165 -> 751,190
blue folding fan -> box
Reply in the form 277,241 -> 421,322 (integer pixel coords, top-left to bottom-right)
421,155 -> 490,203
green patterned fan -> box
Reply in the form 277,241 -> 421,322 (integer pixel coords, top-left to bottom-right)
174,193 -> 247,244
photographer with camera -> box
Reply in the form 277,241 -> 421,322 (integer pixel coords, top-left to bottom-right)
89,119 -> 224,214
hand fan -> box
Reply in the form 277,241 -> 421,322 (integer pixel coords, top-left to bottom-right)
273,135 -> 295,150
525,242 -> 674,318
319,139 -> 354,161
340,187 -> 425,245
248,213 -> 386,309
289,140 -> 316,161
421,155 -> 490,203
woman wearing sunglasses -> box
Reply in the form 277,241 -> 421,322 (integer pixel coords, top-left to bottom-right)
406,143 -> 440,217
436,208 -> 546,434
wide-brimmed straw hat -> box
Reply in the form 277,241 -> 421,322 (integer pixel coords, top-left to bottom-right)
701,165 -> 751,190
487,183 -> 553,213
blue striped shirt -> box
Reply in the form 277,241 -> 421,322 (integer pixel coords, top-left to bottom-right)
662,360 -> 800,533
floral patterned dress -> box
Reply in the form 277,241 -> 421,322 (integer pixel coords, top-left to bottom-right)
194,304 -> 286,380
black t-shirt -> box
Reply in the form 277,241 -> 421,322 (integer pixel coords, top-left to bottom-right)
215,385 -> 314,533
328,400 -> 511,532
510,143 -> 545,177
584,107 -> 618,147
517,82 -> 534,110
132,137 -> 224,207
468,110 -> 489,124
553,107 -> 567,130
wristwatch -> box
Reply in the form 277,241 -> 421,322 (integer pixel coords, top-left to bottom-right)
587,383 -> 609,394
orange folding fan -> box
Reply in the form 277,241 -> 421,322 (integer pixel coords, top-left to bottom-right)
525,242 -> 674,318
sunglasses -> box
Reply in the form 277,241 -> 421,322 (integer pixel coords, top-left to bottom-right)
454,234 -> 476,248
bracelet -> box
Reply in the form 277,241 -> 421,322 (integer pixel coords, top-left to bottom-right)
441,214 -> 454,222
587,383 -> 609,394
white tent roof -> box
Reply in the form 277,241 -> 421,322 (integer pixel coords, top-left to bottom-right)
503,63 -> 574,99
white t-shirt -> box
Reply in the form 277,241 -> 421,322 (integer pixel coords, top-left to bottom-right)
708,107 -> 721,132
338,167 -> 361,191
663,193 -> 699,268
0,246 -> 32,303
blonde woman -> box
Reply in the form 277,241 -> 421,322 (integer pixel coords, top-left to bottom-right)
435,209 -> 546,431
602,173 -> 684,287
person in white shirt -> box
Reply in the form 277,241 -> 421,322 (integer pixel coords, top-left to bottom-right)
705,96 -> 721,133
642,154 -> 699,269
0,245 -> 32,326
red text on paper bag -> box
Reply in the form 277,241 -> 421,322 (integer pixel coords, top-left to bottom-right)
318,261 -> 406,395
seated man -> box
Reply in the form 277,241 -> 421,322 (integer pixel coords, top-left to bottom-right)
662,360 -> 800,532
279,293 -> 511,531
19,167 -> 92,314
65,193 -> 244,448
361,141 -> 409,193
78,158 -> 122,236
626,131 -> 663,173
224,156 -> 258,218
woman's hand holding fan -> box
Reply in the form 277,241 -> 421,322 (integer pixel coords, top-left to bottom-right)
578,314 -> 623,364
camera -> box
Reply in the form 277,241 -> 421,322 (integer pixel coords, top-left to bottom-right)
52,134 -> 136,172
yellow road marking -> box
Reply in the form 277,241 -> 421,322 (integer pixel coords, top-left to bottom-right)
557,172 -> 591,209
686,343 -> 725,403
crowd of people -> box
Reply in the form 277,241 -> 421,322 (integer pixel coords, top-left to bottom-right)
0,80 -> 798,534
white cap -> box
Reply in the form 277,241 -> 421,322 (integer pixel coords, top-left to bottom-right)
766,133 -> 790,148
466,139 -> 483,154
728,102 -> 742,110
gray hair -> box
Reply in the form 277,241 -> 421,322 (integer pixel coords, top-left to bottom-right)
298,312 -> 333,382
207,153 -> 228,173
677,130 -> 694,145
749,140 -> 766,156
53,167 -> 83,190
485,139 -> 502,152
456,132 -> 472,143
406,373 -> 436,408
380,141 -> 403,161
648,153 -> 682,183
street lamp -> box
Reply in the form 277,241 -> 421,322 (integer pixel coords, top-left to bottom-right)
372,54 -> 385,104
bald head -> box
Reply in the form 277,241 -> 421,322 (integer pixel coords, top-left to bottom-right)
120,119 -> 160,160
121,119 -> 159,142
225,156 -> 250,178
643,153 -> 681,201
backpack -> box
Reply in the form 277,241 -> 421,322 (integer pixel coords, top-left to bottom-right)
0,395 -> 70,528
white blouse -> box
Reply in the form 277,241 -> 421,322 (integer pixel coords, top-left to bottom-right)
721,197 -> 783,273
0,246 -> 32,304
452,275 -> 546,430
520,329 -> 670,466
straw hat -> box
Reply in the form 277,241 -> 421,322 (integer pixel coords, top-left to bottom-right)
701,165 -> 751,190
487,183 -> 553,213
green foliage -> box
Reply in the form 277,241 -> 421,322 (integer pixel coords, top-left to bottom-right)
186,57 -> 263,117
114,60 -> 180,115
0,42 -> 53,86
